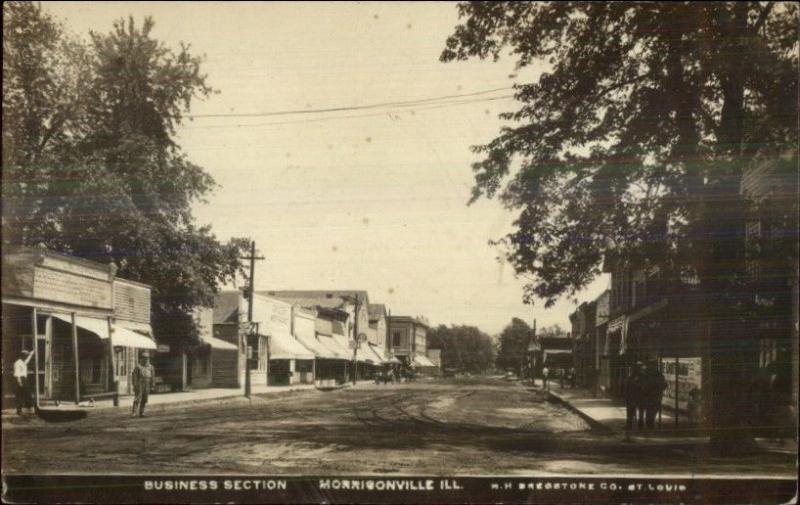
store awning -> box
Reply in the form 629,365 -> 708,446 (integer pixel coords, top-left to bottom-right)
296,332 -> 338,359
201,335 -> 238,351
543,350 -> 573,367
357,343 -> 386,364
316,336 -> 347,359
268,332 -> 315,360
50,314 -> 157,350
412,354 -> 436,367
51,313 -> 110,339
115,320 -> 158,350
368,344 -> 388,364
326,334 -> 353,359
112,325 -> 157,350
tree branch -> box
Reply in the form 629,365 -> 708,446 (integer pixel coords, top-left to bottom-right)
752,2 -> 774,35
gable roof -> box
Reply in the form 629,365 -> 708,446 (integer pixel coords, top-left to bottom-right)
260,290 -> 369,310
213,291 -> 241,324
367,303 -> 387,321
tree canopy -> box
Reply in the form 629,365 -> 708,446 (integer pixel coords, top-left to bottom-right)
428,324 -> 495,373
495,317 -> 532,374
441,2 -> 798,307
2,3 -> 249,348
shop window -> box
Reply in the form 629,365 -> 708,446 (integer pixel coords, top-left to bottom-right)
114,347 -> 128,377
246,334 -> 260,371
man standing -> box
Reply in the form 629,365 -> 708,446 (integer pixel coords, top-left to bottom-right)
642,361 -> 668,429
131,351 -> 155,418
542,366 -> 549,391
623,362 -> 643,431
13,350 -> 34,415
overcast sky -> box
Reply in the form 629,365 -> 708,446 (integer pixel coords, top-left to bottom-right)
43,1 -> 609,334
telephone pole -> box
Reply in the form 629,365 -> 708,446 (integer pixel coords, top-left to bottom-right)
352,294 -> 361,385
341,293 -> 362,385
241,240 -> 265,398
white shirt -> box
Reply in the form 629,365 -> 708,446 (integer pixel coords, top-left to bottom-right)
14,356 -> 31,379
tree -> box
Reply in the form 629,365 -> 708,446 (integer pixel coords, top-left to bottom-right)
428,324 -> 495,373
2,6 -> 249,350
495,317 -> 532,375
441,2 -> 798,453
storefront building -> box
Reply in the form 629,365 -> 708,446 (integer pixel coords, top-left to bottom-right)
2,248 -> 156,409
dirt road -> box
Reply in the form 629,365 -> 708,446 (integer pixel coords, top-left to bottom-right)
2,377 -> 794,475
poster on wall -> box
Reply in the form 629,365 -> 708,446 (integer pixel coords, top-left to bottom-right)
661,357 -> 702,413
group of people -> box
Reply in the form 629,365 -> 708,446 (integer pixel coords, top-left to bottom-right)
623,360 -> 668,430
11,348 -> 155,418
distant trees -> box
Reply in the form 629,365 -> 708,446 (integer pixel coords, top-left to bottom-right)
495,318 -> 531,375
428,325 -> 495,374
2,3 -> 249,350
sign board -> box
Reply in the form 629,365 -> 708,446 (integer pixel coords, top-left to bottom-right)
33,266 -> 112,309
662,357 -> 702,413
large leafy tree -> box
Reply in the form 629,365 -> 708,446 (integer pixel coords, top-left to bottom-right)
441,2 -> 798,452
428,324 -> 495,373
2,4 -> 248,349
495,317 -> 532,375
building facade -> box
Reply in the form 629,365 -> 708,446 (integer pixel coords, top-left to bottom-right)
2,248 -> 156,409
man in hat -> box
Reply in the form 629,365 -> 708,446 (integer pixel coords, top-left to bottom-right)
623,362 -> 643,430
641,360 -> 668,428
131,351 -> 155,417
13,350 -> 34,415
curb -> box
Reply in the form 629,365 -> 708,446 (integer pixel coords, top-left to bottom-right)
544,390 -> 616,435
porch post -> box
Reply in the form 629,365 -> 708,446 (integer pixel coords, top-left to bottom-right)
71,312 -> 80,405
32,308 -> 40,406
674,356 -> 679,427
108,316 -> 118,406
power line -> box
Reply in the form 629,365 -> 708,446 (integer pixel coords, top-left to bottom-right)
186,86 -> 514,119
181,94 -> 515,130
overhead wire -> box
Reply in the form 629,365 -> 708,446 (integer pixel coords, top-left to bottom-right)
185,86 -> 515,119
181,94 -> 516,130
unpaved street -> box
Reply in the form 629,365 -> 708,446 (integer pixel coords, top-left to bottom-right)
2,378 -> 794,476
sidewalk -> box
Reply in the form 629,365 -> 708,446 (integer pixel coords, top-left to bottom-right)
2,383 -> 319,416
542,381 -> 675,434
534,379 -> 796,454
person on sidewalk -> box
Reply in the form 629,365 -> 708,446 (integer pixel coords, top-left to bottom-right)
131,351 -> 155,418
13,350 -> 34,415
542,366 -> 549,391
623,362 -> 643,431
641,361 -> 668,429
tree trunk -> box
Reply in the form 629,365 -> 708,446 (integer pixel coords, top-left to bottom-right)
705,3 -> 759,455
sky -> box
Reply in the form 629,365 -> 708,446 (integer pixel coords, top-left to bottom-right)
42,1 -> 609,335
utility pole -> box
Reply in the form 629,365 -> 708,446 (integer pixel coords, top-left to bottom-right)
241,240 -> 265,398
352,294 -> 360,385
530,318 -> 537,380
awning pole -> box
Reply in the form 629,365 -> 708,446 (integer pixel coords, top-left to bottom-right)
675,356 -> 679,427
32,308 -> 40,407
108,317 -> 118,406
72,312 -> 80,405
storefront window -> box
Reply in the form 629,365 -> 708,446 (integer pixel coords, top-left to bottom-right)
114,347 -> 127,377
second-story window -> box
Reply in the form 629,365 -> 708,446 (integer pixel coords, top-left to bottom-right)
392,331 -> 402,348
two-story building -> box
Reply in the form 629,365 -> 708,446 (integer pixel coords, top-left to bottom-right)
569,301 -> 597,390
740,152 -> 797,432
387,315 -> 435,370
2,248 -> 157,409
211,291 -> 316,388
265,290 -> 382,381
